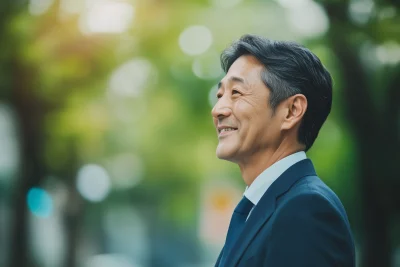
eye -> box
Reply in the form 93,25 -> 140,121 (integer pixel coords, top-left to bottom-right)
232,90 -> 241,95
216,93 -> 222,99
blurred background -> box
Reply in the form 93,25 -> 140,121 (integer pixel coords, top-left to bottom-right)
0,0 -> 399,266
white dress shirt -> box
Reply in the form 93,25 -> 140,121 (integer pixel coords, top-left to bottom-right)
244,151 -> 307,216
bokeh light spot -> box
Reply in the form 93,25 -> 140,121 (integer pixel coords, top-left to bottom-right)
76,164 -> 111,202
276,0 -> 309,9
192,51 -> 223,80
60,0 -> 82,15
375,42 -> 400,65
211,0 -> 243,8
212,192 -> 231,211
80,0 -> 134,34
179,25 -> 213,56
29,0 -> 54,16
86,254 -> 137,267
27,187 -> 53,218
106,154 -> 144,190
348,0 -> 374,25
0,104 -> 19,182
208,85 -> 219,108
286,1 -> 329,38
109,58 -> 154,98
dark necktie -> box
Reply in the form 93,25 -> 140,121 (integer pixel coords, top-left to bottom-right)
219,196 -> 254,267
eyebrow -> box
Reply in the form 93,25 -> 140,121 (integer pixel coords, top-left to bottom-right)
218,76 -> 246,89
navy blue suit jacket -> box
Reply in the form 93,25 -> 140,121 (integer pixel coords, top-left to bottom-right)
215,159 -> 355,267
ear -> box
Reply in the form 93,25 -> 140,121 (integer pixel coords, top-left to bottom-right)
281,94 -> 307,131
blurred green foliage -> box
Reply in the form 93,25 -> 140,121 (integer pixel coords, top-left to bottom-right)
0,0 -> 399,267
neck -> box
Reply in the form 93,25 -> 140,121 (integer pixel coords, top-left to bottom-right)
238,142 -> 305,186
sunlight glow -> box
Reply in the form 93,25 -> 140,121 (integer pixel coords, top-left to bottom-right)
348,0 -> 374,25
192,51 -> 223,80
30,211 -> 65,267
76,164 -> 111,202
60,0 -> 82,15
27,187 -> 53,218
103,206 -> 149,264
29,0 -> 54,15
277,0 -> 309,9
80,0 -> 134,34
208,85 -> 219,108
211,0 -> 243,8
378,6 -> 396,20
179,25 -> 213,56
86,254 -> 138,267
375,42 -> 400,65
0,104 -> 19,182
109,58 -> 154,97
285,0 -> 329,38
106,154 -> 144,189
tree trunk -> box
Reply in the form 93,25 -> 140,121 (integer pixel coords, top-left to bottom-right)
63,187 -> 83,267
9,60 -> 45,267
63,146 -> 83,267
359,148 -> 391,267
325,3 -> 397,265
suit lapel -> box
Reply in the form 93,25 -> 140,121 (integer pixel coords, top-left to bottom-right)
223,159 -> 316,267
214,245 -> 224,267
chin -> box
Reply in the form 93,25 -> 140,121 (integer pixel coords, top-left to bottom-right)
216,146 -> 237,162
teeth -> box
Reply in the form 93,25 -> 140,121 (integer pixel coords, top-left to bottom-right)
221,128 -> 235,133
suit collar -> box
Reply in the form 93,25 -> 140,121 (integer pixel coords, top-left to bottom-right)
244,151 -> 307,206
223,159 -> 316,267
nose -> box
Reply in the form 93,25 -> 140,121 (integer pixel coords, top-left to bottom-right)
211,95 -> 232,120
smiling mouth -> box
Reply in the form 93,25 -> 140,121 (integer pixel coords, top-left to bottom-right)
218,127 -> 238,137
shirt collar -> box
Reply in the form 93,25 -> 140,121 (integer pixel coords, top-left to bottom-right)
244,151 -> 307,205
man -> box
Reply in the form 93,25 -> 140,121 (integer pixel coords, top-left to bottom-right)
212,35 -> 355,267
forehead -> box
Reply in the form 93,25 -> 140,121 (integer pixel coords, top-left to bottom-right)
222,55 -> 265,84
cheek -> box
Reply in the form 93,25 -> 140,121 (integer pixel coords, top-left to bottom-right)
235,101 -> 256,122
235,103 -> 262,140
236,102 -> 269,126
239,107 -> 272,139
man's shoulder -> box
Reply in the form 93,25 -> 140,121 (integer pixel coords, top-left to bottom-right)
276,174 -> 349,220
291,175 -> 334,197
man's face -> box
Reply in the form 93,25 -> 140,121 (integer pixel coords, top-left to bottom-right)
212,55 -> 283,163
